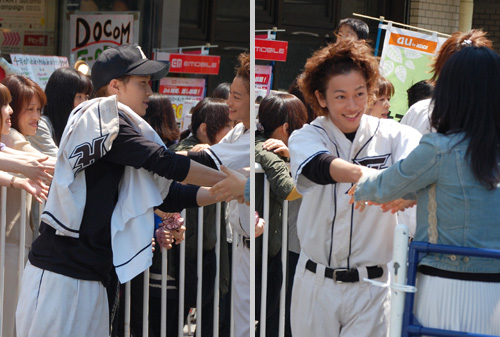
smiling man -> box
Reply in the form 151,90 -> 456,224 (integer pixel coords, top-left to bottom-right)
288,39 -> 421,337
15,44 -> 227,337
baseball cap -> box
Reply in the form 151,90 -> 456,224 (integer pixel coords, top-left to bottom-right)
91,44 -> 170,91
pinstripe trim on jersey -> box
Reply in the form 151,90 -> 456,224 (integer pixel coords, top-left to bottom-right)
207,147 -> 224,166
347,119 -> 380,268
42,211 -> 80,234
115,242 -> 152,268
308,124 -> 343,267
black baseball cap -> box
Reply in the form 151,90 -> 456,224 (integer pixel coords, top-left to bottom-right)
91,44 -> 170,91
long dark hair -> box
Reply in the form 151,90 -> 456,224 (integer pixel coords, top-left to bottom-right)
431,46 -> 500,190
258,93 -> 307,139
144,93 -> 180,146
44,67 -> 93,145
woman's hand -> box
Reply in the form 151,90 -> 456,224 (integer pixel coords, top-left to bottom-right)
255,217 -> 265,238
191,143 -> 210,152
172,225 -> 186,245
263,138 -> 289,158
380,199 -> 417,214
348,185 -> 416,213
347,184 -> 378,212
16,178 -> 49,203
17,157 -> 53,185
155,227 -> 174,250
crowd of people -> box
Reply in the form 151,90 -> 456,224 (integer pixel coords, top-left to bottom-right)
0,15 -> 498,337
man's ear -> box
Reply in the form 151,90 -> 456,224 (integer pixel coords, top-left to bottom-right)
314,90 -> 327,108
108,79 -> 121,95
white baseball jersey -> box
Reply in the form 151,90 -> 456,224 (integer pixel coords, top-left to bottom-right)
289,115 -> 421,269
205,122 -> 251,237
400,98 -> 434,135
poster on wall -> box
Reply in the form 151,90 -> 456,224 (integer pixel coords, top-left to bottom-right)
159,77 -> 206,123
0,0 -> 57,55
70,13 -> 137,69
379,24 -> 447,120
10,54 -> 68,89
255,65 -> 273,100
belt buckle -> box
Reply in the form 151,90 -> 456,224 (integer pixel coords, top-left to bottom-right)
333,268 -> 348,283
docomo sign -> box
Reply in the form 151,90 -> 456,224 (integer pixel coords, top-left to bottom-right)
168,53 -> 220,75
255,39 -> 288,62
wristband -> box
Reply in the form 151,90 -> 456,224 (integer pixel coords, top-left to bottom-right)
10,176 -> 16,188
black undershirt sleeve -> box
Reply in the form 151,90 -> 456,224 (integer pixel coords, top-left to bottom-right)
187,150 -> 218,170
105,116 -> 191,182
301,153 -> 338,185
156,181 -> 200,212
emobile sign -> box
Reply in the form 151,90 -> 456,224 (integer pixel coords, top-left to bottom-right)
168,53 -> 220,75
255,39 -> 288,62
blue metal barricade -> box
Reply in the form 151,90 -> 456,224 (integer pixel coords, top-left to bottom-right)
402,241 -> 500,337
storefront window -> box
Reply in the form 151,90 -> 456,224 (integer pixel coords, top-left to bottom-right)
67,0 -> 139,12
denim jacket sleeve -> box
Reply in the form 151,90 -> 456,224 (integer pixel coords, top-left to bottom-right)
354,133 -> 440,203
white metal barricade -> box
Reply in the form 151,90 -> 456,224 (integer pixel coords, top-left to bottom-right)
0,166 -> 291,337
0,187 -> 28,336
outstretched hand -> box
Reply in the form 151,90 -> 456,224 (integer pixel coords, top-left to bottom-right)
21,157 -> 53,185
18,178 -> 49,203
348,185 -> 416,213
209,165 -> 248,203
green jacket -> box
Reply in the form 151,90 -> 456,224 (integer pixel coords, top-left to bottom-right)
255,132 -> 295,260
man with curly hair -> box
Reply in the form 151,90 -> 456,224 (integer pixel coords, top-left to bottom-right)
288,38 -> 421,337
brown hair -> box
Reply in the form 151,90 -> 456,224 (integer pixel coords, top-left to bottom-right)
93,75 -> 131,98
298,39 -> 379,116
235,53 -> 250,93
430,29 -> 493,83
143,93 -> 180,145
0,83 -> 12,126
258,93 -> 307,139
374,76 -> 394,98
183,98 -> 230,144
2,75 -> 46,132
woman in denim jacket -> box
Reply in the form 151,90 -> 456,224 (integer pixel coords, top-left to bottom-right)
353,46 -> 500,334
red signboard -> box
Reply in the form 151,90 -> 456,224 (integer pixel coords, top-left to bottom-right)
24,34 -> 48,47
161,85 -> 203,96
255,39 -> 288,62
168,53 -> 220,75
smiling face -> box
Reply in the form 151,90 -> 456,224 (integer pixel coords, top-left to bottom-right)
114,75 -> 153,116
1,103 -> 13,135
17,95 -> 41,136
226,76 -> 250,128
370,94 -> 391,119
315,70 -> 368,133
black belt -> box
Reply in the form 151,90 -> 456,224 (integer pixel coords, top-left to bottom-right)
242,236 -> 250,248
305,260 -> 383,283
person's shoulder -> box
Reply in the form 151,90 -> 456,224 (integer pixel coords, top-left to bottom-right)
406,98 -> 432,114
3,128 -> 25,144
169,135 -> 199,152
289,116 -> 326,141
421,131 -> 463,149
